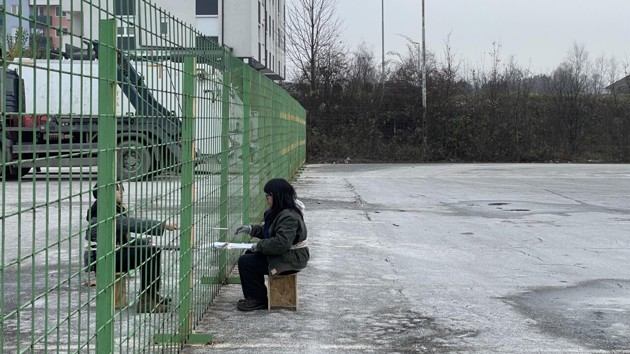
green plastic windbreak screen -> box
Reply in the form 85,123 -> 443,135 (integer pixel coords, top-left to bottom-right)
0,1 -> 305,352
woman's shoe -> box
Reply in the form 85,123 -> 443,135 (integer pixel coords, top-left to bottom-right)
237,298 -> 250,305
236,298 -> 267,311
154,293 -> 172,305
83,279 -> 96,287
136,294 -> 169,313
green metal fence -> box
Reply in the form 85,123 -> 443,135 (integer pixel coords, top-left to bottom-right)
1,1 -> 306,352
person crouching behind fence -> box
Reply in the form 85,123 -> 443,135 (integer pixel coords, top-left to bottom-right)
84,182 -> 179,313
234,178 -> 309,311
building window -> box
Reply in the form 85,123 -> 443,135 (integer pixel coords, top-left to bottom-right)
55,27 -> 69,37
57,29 -> 65,36
196,0 -> 218,15
118,36 -> 136,50
114,0 -> 136,16
160,17 -> 168,35
277,27 -> 282,46
10,5 -> 19,15
196,35 -> 218,49
117,17 -> 137,50
117,25 -> 135,36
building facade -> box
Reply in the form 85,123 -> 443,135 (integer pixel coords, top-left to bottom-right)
4,0 -> 31,38
162,0 -> 287,80
29,0 -> 80,50
136,0 -> 286,80
220,0 -> 286,80
4,0 -> 285,80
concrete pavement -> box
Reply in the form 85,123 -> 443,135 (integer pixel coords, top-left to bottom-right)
184,163 -> 630,354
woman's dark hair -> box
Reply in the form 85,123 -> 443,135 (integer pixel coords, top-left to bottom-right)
92,181 -> 124,199
264,178 -> 303,220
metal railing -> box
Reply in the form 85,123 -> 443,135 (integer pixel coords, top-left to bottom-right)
1,1 -> 305,352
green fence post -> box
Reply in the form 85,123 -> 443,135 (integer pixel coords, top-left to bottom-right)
300,105 -> 307,167
241,66 -> 251,226
275,86 -> 288,178
176,55 -> 197,343
304,107 -> 307,159
219,52 -> 231,282
95,18 -> 117,354
271,83 -> 280,177
262,83 -> 272,182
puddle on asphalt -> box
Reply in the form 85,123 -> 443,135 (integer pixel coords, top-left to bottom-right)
504,279 -> 630,351
357,308 -> 479,352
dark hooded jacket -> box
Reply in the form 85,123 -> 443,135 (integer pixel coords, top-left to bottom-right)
85,201 -> 167,246
249,208 -> 309,277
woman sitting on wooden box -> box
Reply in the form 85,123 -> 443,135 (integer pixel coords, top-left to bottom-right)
84,182 -> 178,313
234,178 -> 310,311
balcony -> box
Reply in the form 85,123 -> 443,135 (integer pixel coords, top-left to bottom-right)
30,15 -> 52,26
29,0 -> 60,6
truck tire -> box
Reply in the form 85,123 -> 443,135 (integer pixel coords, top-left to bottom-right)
117,140 -> 153,180
0,144 -> 31,180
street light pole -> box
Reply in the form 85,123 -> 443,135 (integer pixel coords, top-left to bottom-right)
421,0 -> 428,156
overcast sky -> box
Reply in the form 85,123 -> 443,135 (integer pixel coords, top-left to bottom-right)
337,0 -> 630,76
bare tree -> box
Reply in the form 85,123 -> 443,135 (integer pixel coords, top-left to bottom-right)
286,0 -> 344,97
317,45 -> 347,103
590,54 -> 609,94
436,33 -> 462,99
547,43 -> 594,155
388,37 -> 436,87
345,43 -> 379,100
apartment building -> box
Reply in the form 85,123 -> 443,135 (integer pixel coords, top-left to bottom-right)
28,0 -> 82,50
6,0 -> 285,80
209,0 -> 286,81
25,0 -> 285,81
3,0 -> 31,38
156,0 -> 286,80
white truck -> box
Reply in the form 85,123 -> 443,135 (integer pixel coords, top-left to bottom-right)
1,42 -> 243,180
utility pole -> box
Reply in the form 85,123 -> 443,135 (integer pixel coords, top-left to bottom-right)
421,0 -> 428,156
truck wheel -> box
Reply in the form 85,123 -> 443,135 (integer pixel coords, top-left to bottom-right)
117,140 -> 153,180
0,144 -> 31,180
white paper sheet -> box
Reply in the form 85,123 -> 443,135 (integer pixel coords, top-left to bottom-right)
212,242 -> 255,250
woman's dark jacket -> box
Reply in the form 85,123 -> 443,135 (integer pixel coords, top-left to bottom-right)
85,202 -> 167,245
250,208 -> 309,277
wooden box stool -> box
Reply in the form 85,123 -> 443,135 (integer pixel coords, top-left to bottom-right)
114,273 -> 128,309
267,274 -> 297,310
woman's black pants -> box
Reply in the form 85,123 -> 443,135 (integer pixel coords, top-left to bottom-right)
117,245 -> 162,296
237,252 -> 269,301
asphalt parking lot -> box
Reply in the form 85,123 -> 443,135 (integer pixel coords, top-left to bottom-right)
185,163 -> 630,353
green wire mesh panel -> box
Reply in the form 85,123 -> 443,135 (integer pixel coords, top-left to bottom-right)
0,1 -> 305,352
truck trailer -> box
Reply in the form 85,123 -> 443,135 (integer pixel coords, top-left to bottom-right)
0,42 -> 213,180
